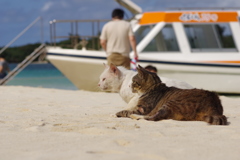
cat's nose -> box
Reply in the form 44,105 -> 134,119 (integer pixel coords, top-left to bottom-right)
98,83 -> 100,86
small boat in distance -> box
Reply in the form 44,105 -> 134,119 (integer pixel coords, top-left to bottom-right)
46,0 -> 240,94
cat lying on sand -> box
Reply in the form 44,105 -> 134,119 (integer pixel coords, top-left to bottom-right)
98,63 -> 193,110
116,65 -> 227,125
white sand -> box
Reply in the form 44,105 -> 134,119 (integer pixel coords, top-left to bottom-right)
0,86 -> 240,160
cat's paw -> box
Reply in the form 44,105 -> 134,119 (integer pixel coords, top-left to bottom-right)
130,114 -> 144,120
116,110 -> 132,118
110,114 -> 117,118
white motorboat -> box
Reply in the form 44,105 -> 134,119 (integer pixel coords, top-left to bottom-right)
46,0 -> 240,94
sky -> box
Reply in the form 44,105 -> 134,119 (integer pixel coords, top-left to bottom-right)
0,0 -> 240,47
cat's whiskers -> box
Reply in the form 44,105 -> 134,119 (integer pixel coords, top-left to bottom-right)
95,85 -> 102,92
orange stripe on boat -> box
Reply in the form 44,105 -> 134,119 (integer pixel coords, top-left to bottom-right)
203,61 -> 240,64
139,11 -> 239,25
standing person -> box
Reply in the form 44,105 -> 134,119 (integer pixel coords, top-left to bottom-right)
0,56 -> 10,79
100,8 -> 138,69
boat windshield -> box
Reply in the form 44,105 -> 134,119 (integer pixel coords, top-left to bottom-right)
184,23 -> 237,52
135,24 -> 180,52
135,25 -> 155,45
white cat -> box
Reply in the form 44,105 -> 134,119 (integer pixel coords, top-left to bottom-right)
98,63 -> 193,109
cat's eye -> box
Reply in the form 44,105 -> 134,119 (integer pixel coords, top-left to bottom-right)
133,81 -> 139,85
102,78 -> 106,81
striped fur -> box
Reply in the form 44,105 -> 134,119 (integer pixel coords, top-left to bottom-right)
116,65 -> 228,125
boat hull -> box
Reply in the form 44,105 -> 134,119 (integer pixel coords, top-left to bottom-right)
47,54 -> 105,91
46,49 -> 240,94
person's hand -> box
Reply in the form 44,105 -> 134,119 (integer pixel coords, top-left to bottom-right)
134,53 -> 138,61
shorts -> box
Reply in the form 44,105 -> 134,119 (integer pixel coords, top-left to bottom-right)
107,52 -> 130,69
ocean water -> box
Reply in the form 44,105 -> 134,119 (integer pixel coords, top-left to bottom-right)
5,63 -> 240,98
6,63 -> 78,90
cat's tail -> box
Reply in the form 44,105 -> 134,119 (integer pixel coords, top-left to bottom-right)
203,115 -> 228,125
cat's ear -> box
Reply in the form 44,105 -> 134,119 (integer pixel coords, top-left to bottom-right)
138,65 -> 144,70
109,63 -> 120,76
137,65 -> 145,79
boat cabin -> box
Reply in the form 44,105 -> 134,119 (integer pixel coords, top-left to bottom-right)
131,11 -> 240,60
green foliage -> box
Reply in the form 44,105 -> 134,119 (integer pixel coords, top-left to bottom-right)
0,35 -> 101,63
0,43 -> 42,63
86,37 -> 101,50
0,28 -> 237,63
56,34 -> 101,50
56,39 -> 72,48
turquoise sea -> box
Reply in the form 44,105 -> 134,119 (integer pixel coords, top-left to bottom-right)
5,63 -> 240,98
6,63 -> 78,90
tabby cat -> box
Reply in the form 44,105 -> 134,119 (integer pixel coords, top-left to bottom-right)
116,65 -> 227,125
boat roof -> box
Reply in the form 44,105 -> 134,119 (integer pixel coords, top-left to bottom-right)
139,11 -> 240,25
115,0 -> 142,14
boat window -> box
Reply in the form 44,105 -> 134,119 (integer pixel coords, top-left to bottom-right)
140,24 -> 180,52
135,25 -> 155,44
184,24 -> 237,52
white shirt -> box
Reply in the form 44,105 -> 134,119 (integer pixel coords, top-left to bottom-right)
100,20 -> 134,57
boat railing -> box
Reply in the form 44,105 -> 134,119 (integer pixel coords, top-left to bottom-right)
0,44 -> 46,85
0,16 -> 46,85
0,16 -> 44,55
49,19 -> 111,50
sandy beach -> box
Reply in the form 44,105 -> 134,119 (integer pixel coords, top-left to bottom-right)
1,86 -> 240,160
